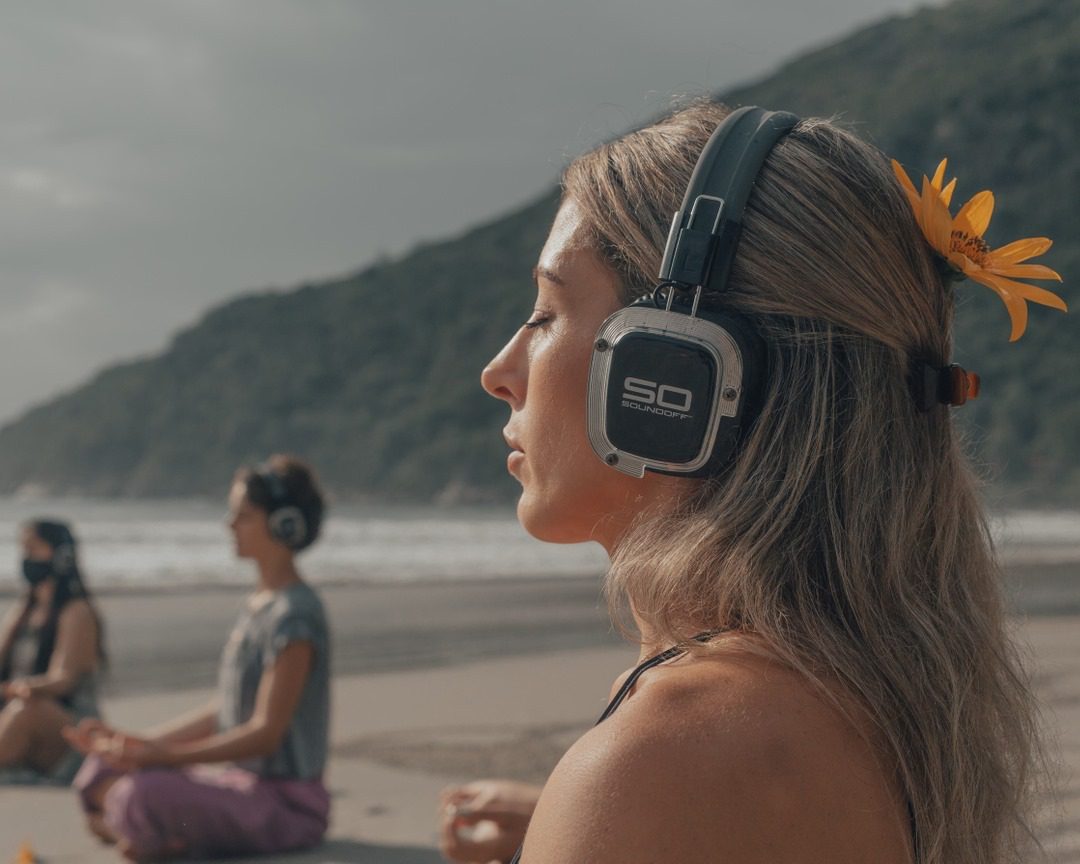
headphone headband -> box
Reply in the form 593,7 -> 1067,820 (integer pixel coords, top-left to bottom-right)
659,107 -> 799,294
256,465 -> 289,507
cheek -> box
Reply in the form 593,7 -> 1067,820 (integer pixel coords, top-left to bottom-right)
236,521 -> 263,544
531,338 -> 592,448
518,335 -> 632,540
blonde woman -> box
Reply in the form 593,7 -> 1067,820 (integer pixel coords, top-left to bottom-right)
443,103 -> 1059,863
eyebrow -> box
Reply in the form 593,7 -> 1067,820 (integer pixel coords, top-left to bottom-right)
532,265 -> 566,287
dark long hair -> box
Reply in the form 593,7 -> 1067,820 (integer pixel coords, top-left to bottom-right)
0,519 -> 107,681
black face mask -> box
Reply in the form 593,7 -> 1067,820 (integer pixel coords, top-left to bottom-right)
22,559 -> 53,587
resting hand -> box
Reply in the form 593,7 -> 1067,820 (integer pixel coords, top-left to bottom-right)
2,678 -> 32,701
438,779 -> 541,864
63,717 -> 116,755
93,732 -> 170,771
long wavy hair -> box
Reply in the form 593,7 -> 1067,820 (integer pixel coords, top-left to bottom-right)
0,520 -> 106,682
562,101 -> 1044,864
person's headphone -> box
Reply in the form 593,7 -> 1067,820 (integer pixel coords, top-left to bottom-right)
43,522 -> 78,577
586,106 -> 799,478
256,466 -> 309,550
51,541 -> 76,577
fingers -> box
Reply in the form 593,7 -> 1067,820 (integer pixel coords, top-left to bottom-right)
438,785 -> 485,828
438,795 -> 494,863
97,735 -> 142,772
440,781 -> 485,807
3,679 -> 31,700
69,717 -> 111,745
437,780 -> 533,863
63,722 -> 104,754
66,718 -> 114,753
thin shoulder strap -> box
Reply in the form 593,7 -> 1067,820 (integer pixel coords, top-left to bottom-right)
508,632 -> 719,864
595,642 -> 686,722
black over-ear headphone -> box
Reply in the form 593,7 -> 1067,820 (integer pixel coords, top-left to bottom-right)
256,466 -> 309,550
51,540 -> 76,577
586,106 -> 799,478
43,522 -> 77,577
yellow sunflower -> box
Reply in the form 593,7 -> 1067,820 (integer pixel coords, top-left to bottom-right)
891,157 -> 1066,341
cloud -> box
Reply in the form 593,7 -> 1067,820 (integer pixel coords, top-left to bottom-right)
0,278 -> 92,332
3,168 -> 98,210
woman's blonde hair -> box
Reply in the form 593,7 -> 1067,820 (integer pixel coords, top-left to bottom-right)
563,101 -> 1044,864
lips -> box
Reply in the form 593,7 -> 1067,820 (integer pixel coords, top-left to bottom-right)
502,429 -> 523,454
503,430 -> 524,475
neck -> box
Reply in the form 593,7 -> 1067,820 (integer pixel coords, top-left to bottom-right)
595,491 -> 685,664
629,605 -> 669,664
32,580 -> 57,609
255,555 -> 300,592
593,474 -> 688,555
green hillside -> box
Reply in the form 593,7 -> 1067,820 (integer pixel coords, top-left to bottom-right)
0,0 -> 1076,504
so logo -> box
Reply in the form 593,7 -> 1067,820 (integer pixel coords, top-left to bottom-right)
621,377 -> 693,419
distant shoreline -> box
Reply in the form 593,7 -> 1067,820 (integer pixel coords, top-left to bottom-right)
0,570 -> 608,600
1,554 -> 1075,605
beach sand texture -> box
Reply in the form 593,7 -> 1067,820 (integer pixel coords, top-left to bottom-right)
1,578 -> 1077,863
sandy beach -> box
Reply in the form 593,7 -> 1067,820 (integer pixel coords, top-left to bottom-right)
1,575 -> 1078,863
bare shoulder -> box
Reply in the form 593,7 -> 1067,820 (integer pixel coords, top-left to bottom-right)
57,598 -> 98,644
521,641 -> 912,864
58,598 -> 95,628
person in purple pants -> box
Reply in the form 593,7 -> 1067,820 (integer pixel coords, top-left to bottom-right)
67,455 -> 332,862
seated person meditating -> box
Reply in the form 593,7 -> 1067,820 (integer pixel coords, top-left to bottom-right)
0,519 -> 104,783
69,455 -> 332,861
440,102 -> 1060,864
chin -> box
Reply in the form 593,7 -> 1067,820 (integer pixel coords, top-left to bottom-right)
516,493 -> 595,545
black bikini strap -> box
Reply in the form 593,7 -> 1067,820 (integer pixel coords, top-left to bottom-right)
507,631 -> 720,864
597,635 -> 697,722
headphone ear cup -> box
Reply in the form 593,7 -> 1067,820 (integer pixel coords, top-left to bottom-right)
51,543 -> 76,577
588,300 -> 765,477
696,308 -> 767,472
268,506 -> 308,550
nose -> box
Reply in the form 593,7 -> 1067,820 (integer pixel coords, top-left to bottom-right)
481,332 -> 527,410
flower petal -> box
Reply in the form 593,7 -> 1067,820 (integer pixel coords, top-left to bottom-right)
980,273 -> 1068,312
891,159 -> 921,214
986,262 -> 1063,282
920,175 -> 953,256
955,190 -> 994,238
989,236 -> 1053,264
931,158 -> 948,191
967,270 -> 1029,341
955,254 -> 981,275
946,251 -> 971,274
940,177 -> 957,208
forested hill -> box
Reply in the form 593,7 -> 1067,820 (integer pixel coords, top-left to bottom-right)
0,0 -> 1076,504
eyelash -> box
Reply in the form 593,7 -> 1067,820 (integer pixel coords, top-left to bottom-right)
523,315 -> 551,329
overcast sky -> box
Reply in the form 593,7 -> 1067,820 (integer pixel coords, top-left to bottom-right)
0,0 -> 929,423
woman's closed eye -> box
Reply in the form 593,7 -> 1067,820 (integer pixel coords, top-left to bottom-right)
523,314 -> 552,330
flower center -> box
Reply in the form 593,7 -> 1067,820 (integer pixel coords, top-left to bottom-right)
950,230 -> 990,266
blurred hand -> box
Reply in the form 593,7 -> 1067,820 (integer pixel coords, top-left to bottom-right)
2,678 -> 32,701
93,732 -> 167,771
438,779 -> 542,864
63,717 -> 115,755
